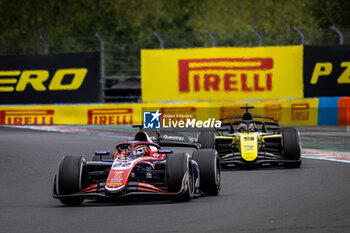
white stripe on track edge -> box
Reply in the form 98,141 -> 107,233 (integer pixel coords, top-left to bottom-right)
302,148 -> 350,164
3,125 -> 134,140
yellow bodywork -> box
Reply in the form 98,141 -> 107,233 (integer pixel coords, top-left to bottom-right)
216,133 -> 282,162
239,133 -> 259,161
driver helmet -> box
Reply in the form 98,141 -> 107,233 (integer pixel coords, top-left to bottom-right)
238,123 -> 248,132
133,145 -> 148,157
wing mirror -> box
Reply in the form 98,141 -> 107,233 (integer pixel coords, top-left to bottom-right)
157,149 -> 173,154
95,151 -> 110,155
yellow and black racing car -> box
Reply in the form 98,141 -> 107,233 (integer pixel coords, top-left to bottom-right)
198,106 -> 302,168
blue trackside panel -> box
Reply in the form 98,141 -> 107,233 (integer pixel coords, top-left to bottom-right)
318,97 -> 340,125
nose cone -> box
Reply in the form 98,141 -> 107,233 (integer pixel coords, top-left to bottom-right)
240,133 -> 258,162
105,169 -> 128,194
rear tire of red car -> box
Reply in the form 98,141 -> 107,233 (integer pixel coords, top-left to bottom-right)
166,153 -> 194,201
57,155 -> 85,205
281,127 -> 302,168
192,149 -> 221,196
198,130 -> 215,149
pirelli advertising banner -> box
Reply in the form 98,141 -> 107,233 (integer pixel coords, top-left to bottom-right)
0,98 -> 319,126
304,45 -> 350,97
141,46 -> 303,102
0,104 -> 135,125
0,52 -> 100,104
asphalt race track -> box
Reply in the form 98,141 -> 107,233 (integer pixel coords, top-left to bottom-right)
1,126 -> 350,233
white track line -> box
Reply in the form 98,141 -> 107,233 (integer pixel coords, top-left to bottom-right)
3,125 -> 134,140
302,150 -> 350,164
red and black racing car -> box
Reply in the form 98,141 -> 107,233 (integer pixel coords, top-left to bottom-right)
53,130 -> 220,205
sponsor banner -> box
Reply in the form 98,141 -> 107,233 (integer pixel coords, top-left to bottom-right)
87,108 -> 133,125
0,109 -> 54,124
0,52 -> 100,104
141,46 -> 303,102
304,45 -> 350,97
0,98 -> 320,126
262,99 -> 318,126
0,104 -> 137,125
215,98 -> 319,126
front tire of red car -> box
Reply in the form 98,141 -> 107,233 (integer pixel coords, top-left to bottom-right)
166,153 -> 194,202
57,155 -> 85,205
192,149 -> 221,196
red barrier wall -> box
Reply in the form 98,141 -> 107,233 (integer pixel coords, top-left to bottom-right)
338,97 -> 350,126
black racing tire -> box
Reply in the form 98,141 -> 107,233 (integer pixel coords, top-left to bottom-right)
198,130 -> 215,149
166,153 -> 194,201
192,149 -> 221,196
57,155 -> 85,205
281,127 -> 302,168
